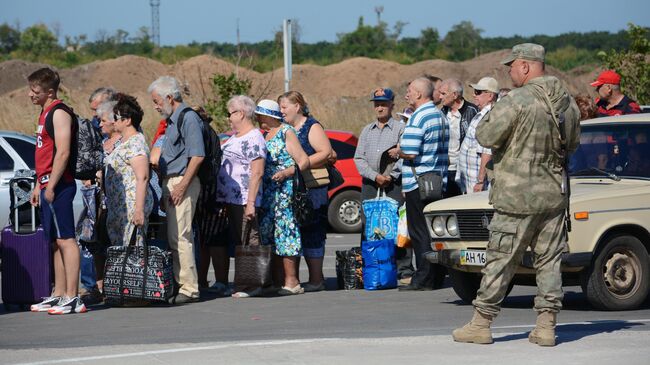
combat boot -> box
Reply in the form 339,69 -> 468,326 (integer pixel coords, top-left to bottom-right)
529,311 -> 557,346
452,310 -> 493,344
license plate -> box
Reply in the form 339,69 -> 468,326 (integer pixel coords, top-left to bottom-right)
460,250 -> 486,266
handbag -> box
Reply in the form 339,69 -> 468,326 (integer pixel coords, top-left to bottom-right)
103,228 -> 175,305
327,164 -> 345,189
409,116 -> 447,202
234,221 -> 272,289
362,189 -> 399,241
362,238 -> 397,290
293,166 -> 316,226
302,167 -> 330,189
335,247 -> 364,290
396,203 -> 411,248
411,165 -> 444,202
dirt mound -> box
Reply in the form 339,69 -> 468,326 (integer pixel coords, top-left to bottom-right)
0,60 -> 49,95
0,50 -> 600,136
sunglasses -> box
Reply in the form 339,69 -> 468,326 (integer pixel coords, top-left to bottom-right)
227,110 -> 241,118
473,89 -> 485,96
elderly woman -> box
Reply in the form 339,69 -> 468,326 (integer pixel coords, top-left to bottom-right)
104,93 -> 153,247
215,95 -> 267,298
255,100 -> 310,295
278,91 -> 333,293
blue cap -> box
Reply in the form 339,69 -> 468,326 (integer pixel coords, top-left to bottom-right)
370,88 -> 395,102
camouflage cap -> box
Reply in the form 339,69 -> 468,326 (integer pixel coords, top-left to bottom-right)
501,43 -> 545,65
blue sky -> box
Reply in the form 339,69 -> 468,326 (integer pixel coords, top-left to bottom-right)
2,0 -> 649,45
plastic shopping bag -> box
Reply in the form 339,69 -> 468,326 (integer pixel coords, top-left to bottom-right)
396,203 -> 411,248
362,189 -> 399,241
362,238 -> 397,290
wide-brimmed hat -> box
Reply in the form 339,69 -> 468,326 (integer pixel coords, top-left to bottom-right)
470,77 -> 499,94
255,99 -> 282,119
396,107 -> 414,120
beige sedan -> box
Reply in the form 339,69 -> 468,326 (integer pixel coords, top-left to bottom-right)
424,114 -> 650,311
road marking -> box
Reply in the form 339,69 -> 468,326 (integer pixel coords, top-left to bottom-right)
12,320 -> 650,364
14,339 -> 336,365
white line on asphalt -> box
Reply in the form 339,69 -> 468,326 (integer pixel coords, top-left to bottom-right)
13,319 -> 650,364
14,339 -> 336,365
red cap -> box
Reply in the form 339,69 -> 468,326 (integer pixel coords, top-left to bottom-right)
591,70 -> 621,87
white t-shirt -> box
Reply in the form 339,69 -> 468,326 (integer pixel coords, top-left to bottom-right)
446,108 -> 462,171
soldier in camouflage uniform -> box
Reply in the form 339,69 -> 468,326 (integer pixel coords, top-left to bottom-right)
452,43 -> 581,346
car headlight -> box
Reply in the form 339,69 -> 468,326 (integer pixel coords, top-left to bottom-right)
446,215 -> 459,236
432,216 -> 446,236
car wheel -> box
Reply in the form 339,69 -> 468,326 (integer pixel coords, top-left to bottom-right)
449,269 -> 481,303
328,190 -> 362,233
585,234 -> 650,310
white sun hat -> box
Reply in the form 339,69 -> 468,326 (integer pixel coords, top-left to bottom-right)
255,99 -> 283,120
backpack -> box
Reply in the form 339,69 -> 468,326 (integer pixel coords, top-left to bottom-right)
172,107 -> 222,187
45,103 -> 104,180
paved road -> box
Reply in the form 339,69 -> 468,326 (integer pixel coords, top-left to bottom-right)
1,233 -> 650,364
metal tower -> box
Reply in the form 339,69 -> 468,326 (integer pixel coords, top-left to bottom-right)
150,0 -> 160,47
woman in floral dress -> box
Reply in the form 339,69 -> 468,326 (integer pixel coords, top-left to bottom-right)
104,94 -> 153,247
255,100 -> 310,296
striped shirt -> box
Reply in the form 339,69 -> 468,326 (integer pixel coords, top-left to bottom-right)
457,104 -> 492,194
400,101 -> 449,193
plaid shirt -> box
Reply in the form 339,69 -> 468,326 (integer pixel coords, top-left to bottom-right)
354,118 -> 405,181
457,104 -> 492,194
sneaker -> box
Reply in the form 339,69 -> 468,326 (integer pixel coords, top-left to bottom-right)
30,296 -> 62,312
203,282 -> 231,296
48,296 -> 87,315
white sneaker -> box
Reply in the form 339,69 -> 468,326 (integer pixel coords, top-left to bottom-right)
30,296 -> 62,312
48,296 -> 87,315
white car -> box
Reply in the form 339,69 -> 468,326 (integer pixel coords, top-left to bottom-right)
424,114 -> 650,311
0,131 -> 83,238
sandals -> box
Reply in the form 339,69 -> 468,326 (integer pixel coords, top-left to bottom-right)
277,285 -> 305,296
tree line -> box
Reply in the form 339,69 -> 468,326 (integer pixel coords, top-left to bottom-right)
0,19 -> 641,71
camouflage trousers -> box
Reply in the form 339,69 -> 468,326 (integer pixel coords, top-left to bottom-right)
473,209 -> 566,318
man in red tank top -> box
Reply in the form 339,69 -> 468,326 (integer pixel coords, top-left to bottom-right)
27,68 -> 86,315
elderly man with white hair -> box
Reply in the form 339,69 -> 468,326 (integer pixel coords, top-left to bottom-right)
148,76 -> 205,305
439,78 -> 479,197
456,77 -> 499,194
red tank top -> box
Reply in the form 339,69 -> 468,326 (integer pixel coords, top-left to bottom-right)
35,100 -> 75,186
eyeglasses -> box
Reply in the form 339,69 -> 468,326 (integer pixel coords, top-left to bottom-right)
473,89 -> 485,96
227,110 -> 241,118
114,113 -> 128,121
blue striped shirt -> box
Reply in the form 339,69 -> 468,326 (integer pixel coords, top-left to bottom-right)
400,101 -> 449,193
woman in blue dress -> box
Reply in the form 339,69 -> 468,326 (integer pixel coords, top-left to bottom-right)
278,91 -> 334,293
255,100 -> 310,295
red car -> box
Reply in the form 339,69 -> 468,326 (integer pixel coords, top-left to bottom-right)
326,130 -> 362,233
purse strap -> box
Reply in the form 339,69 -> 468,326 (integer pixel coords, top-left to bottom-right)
293,165 -> 308,194
240,219 -> 252,247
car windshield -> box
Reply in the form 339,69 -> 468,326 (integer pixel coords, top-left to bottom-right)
570,123 -> 650,179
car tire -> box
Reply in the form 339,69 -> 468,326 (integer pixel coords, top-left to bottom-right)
449,269 -> 482,304
584,234 -> 650,311
328,190 -> 362,233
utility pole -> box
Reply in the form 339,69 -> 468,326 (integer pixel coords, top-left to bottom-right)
283,19 -> 292,92
374,6 -> 384,25
150,0 -> 160,47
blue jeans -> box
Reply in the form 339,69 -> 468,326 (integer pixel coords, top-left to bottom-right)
80,245 -> 97,291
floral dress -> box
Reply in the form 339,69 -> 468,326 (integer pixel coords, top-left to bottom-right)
260,124 -> 301,256
105,133 -> 154,246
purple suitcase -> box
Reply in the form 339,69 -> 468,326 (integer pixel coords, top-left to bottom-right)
2,176 -> 52,308
1,226 -> 53,307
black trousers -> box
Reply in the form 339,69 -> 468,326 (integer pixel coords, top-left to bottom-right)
405,189 -> 436,287
445,170 -> 462,198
